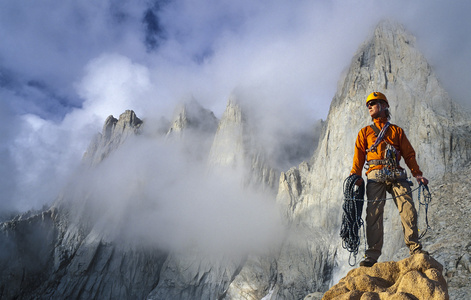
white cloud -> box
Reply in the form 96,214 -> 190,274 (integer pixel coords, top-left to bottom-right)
77,54 -> 155,119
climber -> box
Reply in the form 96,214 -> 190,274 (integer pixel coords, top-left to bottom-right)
350,91 -> 429,267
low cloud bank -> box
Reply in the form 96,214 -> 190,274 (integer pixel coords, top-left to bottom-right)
64,134 -> 284,254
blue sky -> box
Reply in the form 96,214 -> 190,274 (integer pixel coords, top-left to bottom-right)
1,0 -> 470,214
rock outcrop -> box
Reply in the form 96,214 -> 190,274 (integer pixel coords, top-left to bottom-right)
321,254 -> 448,300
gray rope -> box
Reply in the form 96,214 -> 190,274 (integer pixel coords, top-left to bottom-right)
340,174 -> 365,266
417,184 -> 432,239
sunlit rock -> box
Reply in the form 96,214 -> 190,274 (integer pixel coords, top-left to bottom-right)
322,254 -> 448,300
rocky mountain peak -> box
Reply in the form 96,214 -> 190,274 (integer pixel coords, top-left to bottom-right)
167,99 -> 218,135
208,96 -> 278,191
224,95 -> 244,123
208,97 -> 245,168
279,19 -> 471,227
276,19 -> 471,297
83,109 -> 143,166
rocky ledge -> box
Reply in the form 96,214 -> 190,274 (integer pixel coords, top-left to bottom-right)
311,253 -> 448,300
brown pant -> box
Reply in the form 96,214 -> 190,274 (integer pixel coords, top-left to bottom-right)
365,170 -> 422,261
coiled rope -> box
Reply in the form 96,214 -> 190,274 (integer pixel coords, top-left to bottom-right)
340,174 -> 365,266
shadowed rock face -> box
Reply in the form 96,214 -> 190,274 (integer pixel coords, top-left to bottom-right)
321,254 -> 448,300
0,207 -> 167,300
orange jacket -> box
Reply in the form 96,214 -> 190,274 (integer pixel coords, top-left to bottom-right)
351,117 -> 423,177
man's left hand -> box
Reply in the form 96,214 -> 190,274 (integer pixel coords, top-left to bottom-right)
416,175 -> 429,186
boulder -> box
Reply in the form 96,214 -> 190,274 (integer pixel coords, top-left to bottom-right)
323,254 -> 448,300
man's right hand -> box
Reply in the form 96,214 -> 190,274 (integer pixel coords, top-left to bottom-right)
355,177 -> 364,186
350,173 -> 364,186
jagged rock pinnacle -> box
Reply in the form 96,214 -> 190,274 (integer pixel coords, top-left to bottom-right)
83,110 -> 143,166
208,97 -> 245,168
166,99 -> 218,136
208,96 -> 278,191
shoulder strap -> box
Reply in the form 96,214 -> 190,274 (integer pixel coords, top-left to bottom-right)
370,124 -> 381,137
367,122 -> 390,153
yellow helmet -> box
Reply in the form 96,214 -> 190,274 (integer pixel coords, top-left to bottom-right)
366,92 -> 389,107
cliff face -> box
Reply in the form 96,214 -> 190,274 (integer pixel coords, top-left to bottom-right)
276,20 -> 471,299
1,20 -> 471,300
278,20 -> 471,227
277,20 -> 471,263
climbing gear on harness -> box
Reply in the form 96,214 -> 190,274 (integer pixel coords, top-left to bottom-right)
417,183 -> 432,239
366,159 -> 389,166
340,174 -> 365,266
370,167 -> 408,183
366,92 -> 389,107
365,122 -> 409,183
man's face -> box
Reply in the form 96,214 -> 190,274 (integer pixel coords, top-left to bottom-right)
367,100 -> 382,118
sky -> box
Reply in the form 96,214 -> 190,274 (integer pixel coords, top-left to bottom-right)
1,0 -> 471,217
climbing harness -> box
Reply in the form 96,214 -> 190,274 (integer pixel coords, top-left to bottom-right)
365,123 -> 407,183
340,174 -> 365,266
347,184 -> 422,202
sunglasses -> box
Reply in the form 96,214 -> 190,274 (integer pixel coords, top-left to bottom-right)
366,101 -> 378,107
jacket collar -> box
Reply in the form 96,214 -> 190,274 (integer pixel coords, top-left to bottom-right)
373,117 -> 389,129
